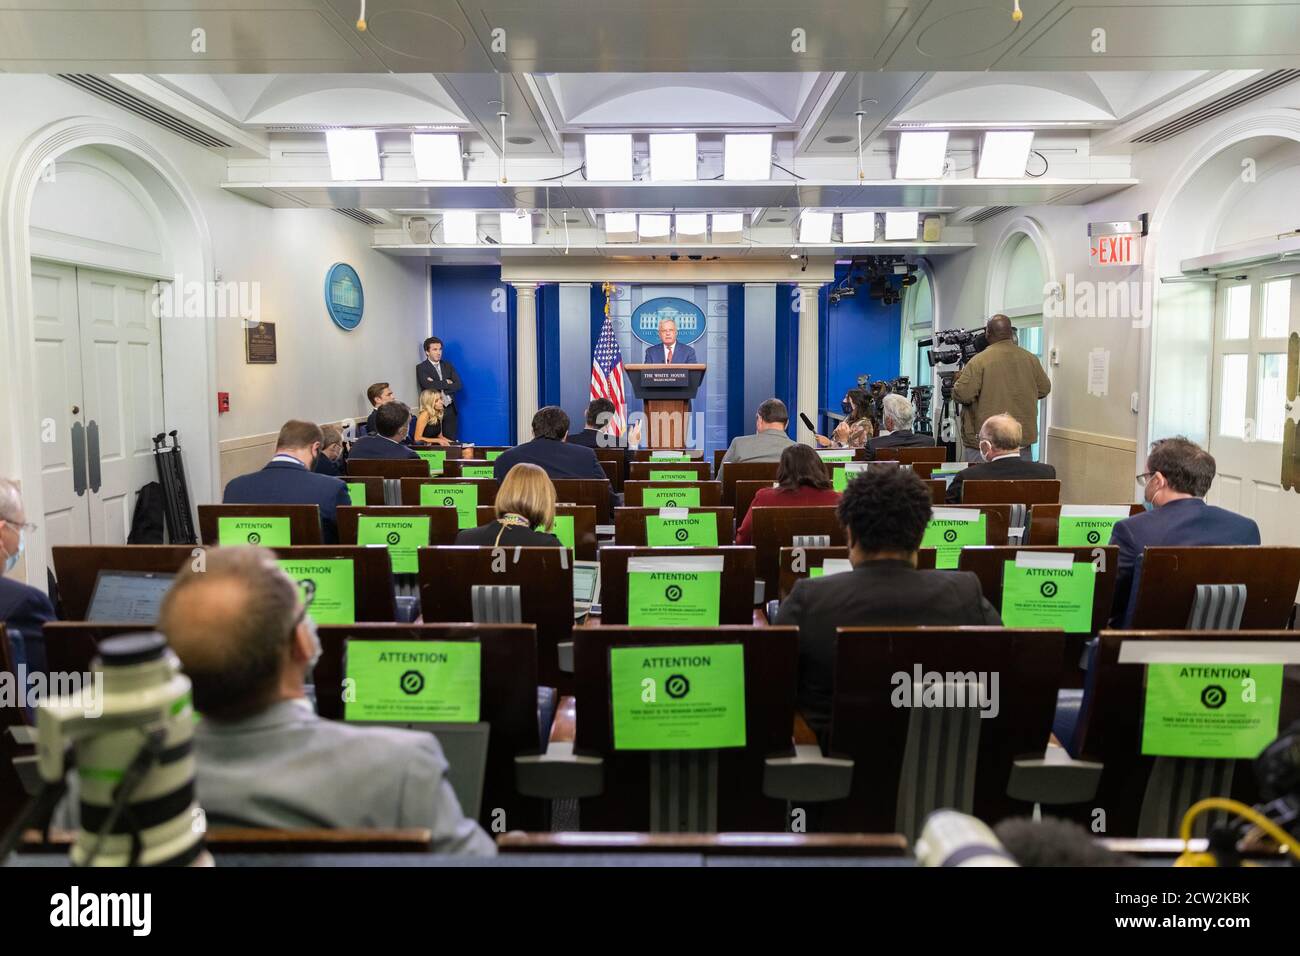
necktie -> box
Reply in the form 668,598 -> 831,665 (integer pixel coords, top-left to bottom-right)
666,347 -> 673,364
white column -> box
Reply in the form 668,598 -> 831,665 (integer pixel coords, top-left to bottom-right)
513,282 -> 539,444
795,282 -> 822,444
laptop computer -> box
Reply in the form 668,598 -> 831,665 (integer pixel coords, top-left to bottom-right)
573,560 -> 601,619
86,570 -> 175,623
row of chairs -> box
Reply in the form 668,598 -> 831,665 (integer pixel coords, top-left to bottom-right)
7,618 -> 1297,840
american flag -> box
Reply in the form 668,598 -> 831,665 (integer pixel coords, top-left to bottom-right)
590,311 -> 626,436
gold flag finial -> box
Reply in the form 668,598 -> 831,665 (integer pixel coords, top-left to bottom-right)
603,281 -> 613,318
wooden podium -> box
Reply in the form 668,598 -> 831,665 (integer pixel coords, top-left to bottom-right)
624,363 -> 707,449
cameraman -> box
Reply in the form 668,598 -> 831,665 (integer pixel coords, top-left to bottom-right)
951,314 -> 1051,462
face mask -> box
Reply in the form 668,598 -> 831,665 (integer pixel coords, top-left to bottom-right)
3,527 -> 23,574
841,398 -> 853,416
979,441 -> 994,463
303,615 -> 322,671
1142,475 -> 1160,511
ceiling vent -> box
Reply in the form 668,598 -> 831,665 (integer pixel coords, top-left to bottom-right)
963,206 -> 1015,224
337,209 -> 384,227
58,74 -> 232,149
1132,70 -> 1300,144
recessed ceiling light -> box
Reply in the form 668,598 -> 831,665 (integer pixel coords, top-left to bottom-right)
506,136 -> 534,146
767,217 -> 787,223
824,135 -> 853,145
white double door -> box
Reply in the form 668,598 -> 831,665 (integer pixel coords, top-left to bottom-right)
1207,264 -> 1299,545
31,260 -> 165,548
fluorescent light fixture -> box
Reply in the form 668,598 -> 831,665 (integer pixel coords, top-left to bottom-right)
799,211 -> 833,244
499,210 -> 533,244
326,129 -> 380,180
638,214 -> 672,240
604,212 -> 638,242
411,133 -> 463,180
442,210 -> 477,244
895,130 -> 948,179
724,133 -> 772,181
977,130 -> 1034,178
841,211 -> 876,243
649,133 -> 697,181
585,134 -> 634,180
884,211 -> 920,241
675,214 -> 708,241
711,213 -> 743,242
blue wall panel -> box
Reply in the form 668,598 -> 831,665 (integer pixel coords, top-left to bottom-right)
726,284 -> 746,442
774,284 -> 797,437
429,265 -> 516,444
538,284 -> 561,408
822,264 -> 903,411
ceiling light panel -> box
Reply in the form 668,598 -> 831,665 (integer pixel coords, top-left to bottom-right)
799,211 -> 834,244
977,130 -> 1034,178
326,129 -> 380,181
895,130 -> 949,179
411,133 -> 463,181
649,133 -> 698,181
723,133 -> 772,181
585,134 -> 634,180
442,210 -> 478,244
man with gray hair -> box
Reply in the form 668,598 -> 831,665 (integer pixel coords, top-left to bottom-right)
0,478 -> 56,672
865,392 -> 934,460
721,398 -> 796,464
152,547 -> 493,851
945,413 -> 1056,503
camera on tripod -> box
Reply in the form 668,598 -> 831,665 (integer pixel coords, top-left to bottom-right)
925,327 -> 989,368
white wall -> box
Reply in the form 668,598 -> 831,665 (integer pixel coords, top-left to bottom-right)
930,85 -> 1300,502
0,74 -> 428,584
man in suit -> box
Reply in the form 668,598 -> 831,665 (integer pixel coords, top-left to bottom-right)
364,382 -> 395,437
223,421 -> 351,544
349,403 -> 420,462
566,397 -> 642,449
775,466 -> 1001,738
312,424 -> 345,477
642,317 -> 698,365
951,314 -> 1051,461
416,336 -> 462,440
0,478 -> 57,673
721,398 -> 795,464
866,393 -> 935,460
945,413 -> 1056,503
59,547 -> 494,852
494,406 -> 607,484
1109,436 -> 1261,627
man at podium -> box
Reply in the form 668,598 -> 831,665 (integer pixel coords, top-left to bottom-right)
642,317 -> 697,364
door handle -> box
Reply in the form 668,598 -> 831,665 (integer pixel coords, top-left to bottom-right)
86,419 -> 102,494
70,422 -> 87,496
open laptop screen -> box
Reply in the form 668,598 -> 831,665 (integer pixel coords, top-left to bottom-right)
573,561 -> 600,606
86,570 -> 175,623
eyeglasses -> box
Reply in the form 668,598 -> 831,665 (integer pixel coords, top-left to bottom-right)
290,579 -> 316,631
0,519 -> 37,535
1136,472 -> 1155,487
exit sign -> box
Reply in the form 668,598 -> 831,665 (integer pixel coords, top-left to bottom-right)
1090,233 -> 1142,267
1088,215 -> 1148,268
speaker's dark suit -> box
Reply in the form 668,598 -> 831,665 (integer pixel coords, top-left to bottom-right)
945,454 -> 1056,504
865,429 -> 934,461
774,559 -> 1001,738
642,342 -> 698,364
222,459 -> 350,544
347,435 -> 420,461
416,358 -> 462,440
1109,497 -> 1261,627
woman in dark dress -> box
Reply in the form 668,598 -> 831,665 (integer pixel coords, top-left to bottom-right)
454,462 -> 564,547
415,389 -> 452,447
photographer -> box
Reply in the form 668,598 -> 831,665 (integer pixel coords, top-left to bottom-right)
951,314 -> 1051,462
815,387 -> 875,449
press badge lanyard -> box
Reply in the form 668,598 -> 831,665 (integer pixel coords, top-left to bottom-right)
494,512 -> 531,546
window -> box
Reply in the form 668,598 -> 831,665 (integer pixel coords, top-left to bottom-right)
1256,352 -> 1288,442
1224,285 -> 1251,339
1261,279 -> 1291,338
1218,353 -> 1248,437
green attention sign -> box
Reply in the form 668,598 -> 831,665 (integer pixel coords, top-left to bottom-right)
922,512 -> 986,569
346,482 -> 367,507
649,454 -> 691,463
645,511 -> 718,547
609,643 -> 746,750
277,559 -> 355,624
650,469 -> 699,482
485,450 -> 503,461
1142,663 -> 1283,759
1057,506 -> 1132,546
818,452 -> 853,463
218,516 -> 291,547
642,486 -> 702,508
415,449 -> 446,474
344,640 -> 480,722
1000,558 -> 1096,632
356,515 -> 429,574
809,559 -> 853,579
627,556 -> 723,627
537,514 -> 575,551
459,464 -> 495,479
418,483 -> 479,528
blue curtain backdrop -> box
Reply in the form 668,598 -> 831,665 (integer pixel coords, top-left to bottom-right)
428,265 -> 516,444
820,263 -> 904,415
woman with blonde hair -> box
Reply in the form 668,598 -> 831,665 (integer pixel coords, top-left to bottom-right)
454,463 -> 563,547
414,389 -> 451,447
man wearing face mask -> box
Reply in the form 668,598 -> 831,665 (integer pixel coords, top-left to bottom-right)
0,478 -> 57,672
222,421 -> 350,544
1108,436 -> 1260,627
944,414 -> 1055,504
56,547 -> 495,853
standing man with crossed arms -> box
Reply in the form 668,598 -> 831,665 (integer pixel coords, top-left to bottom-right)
416,336 -> 462,441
